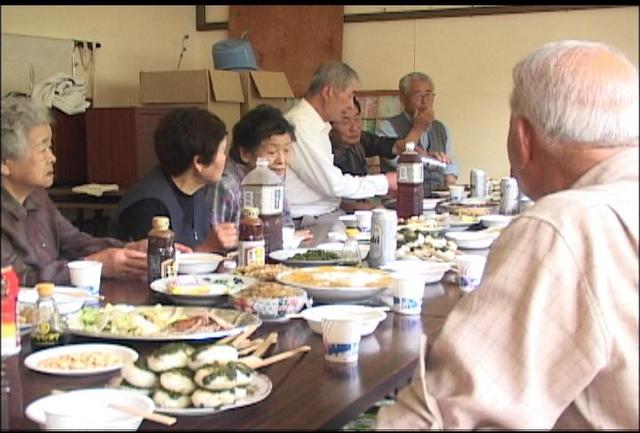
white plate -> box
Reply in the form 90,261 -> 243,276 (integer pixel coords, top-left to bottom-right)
380,260 -> 452,284
156,373 -> 272,416
176,253 -> 224,274
315,242 -> 370,261
276,266 -> 392,303
480,214 -> 514,228
19,286 -> 91,310
423,198 -> 442,211
66,305 -> 261,341
24,343 -> 138,376
25,388 -> 154,429
150,273 -> 256,306
299,305 -> 387,336
445,230 -> 499,250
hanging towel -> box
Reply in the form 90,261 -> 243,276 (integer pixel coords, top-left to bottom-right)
31,73 -> 91,115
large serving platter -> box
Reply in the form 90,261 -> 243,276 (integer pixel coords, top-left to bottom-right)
150,273 -> 256,306
276,266 -> 392,303
66,304 -> 261,341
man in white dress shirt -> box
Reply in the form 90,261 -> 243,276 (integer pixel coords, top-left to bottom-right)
285,62 -> 397,224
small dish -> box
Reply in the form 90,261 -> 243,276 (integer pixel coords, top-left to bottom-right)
176,253 -> 224,274
445,230 -> 499,250
231,283 -> 310,321
24,343 -> 138,376
381,260 -> 452,284
480,214 -> 514,228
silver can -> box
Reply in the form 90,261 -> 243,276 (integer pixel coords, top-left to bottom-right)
368,209 -> 397,268
470,168 -> 486,199
499,177 -> 519,215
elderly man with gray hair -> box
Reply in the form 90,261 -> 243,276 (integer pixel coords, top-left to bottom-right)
377,72 -> 459,191
376,40 -> 638,429
284,61 -> 397,226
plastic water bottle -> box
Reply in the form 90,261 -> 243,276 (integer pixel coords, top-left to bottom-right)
396,142 -> 424,219
241,157 -> 284,255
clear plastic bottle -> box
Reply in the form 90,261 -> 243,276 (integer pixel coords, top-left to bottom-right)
396,142 -> 424,219
238,207 -> 266,267
241,157 -> 284,255
147,216 -> 176,284
30,282 -> 64,351
341,228 -> 362,267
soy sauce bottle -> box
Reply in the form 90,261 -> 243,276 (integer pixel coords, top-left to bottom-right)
238,207 -> 265,267
147,216 -> 176,284
30,282 -> 64,351
396,142 -> 424,219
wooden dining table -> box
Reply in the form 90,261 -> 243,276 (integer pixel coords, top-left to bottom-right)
3,220 -> 466,430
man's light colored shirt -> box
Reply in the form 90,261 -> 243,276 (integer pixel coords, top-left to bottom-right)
377,148 -> 639,429
285,98 -> 388,218
376,112 -> 459,177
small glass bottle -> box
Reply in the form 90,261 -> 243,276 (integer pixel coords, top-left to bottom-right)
341,228 -> 362,267
238,207 -> 265,267
30,283 -> 64,351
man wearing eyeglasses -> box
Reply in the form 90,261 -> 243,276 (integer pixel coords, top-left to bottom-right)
377,72 -> 459,191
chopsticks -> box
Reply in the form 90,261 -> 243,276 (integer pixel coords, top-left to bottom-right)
107,403 -> 176,426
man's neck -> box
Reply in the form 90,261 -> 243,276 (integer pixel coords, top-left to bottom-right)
171,171 -> 202,196
304,94 -> 329,122
1,180 -> 32,205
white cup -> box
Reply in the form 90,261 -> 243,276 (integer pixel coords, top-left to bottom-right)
44,402 -> 106,430
321,316 -> 362,363
449,185 -> 465,202
68,260 -> 103,297
456,254 -> 486,293
354,210 -> 372,233
282,225 -> 296,250
391,273 -> 427,315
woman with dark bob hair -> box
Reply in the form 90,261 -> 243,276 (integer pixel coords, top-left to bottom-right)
113,107 -> 236,251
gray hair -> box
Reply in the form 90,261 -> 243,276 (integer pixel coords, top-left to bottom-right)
307,61 -> 360,95
399,72 -> 435,95
1,96 -> 53,160
510,39 -> 639,146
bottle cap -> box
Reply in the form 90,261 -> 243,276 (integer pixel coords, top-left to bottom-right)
35,282 -> 55,297
152,216 -> 170,230
345,228 -> 360,238
222,260 -> 237,272
242,207 -> 260,219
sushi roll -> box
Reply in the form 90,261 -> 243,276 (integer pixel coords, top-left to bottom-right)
153,388 -> 192,409
119,379 -> 154,396
188,344 -> 238,371
121,358 -> 158,389
229,361 -> 254,386
159,368 -> 196,395
194,362 -> 238,391
191,388 -> 224,409
147,343 -> 195,372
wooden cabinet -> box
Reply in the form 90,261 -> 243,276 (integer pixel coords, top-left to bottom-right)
85,106 -> 180,188
52,108 -> 87,186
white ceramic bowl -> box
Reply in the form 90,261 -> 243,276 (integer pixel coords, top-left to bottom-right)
26,388 -> 155,430
176,253 -> 224,274
299,305 -> 387,336
480,214 -> 514,228
445,231 -> 499,250
380,260 -> 452,284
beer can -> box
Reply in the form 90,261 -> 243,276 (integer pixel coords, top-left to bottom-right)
368,209 -> 397,268
470,168 -> 486,199
1,266 -> 21,357
499,177 -> 519,216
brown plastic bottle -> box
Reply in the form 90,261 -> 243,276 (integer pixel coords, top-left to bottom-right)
396,142 -> 424,219
147,216 -> 176,284
238,207 -> 266,267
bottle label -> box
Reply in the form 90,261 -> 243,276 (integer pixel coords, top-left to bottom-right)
238,240 -> 266,267
243,185 -> 284,216
160,258 -> 177,279
398,163 -> 423,183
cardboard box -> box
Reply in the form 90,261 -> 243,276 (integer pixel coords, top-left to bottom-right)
139,69 -> 244,135
237,71 -> 295,115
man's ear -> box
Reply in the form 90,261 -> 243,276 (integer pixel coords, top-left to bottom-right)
321,84 -> 333,101
514,116 -> 534,167
192,155 -> 205,173
1,160 -> 10,177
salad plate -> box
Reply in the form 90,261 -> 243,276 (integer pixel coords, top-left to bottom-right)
66,304 -> 261,341
150,273 -> 256,306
